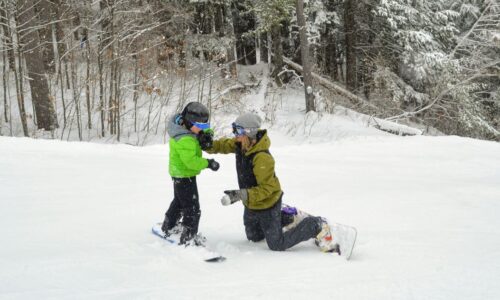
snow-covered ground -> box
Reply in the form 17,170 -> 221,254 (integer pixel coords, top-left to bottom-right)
1,118 -> 499,299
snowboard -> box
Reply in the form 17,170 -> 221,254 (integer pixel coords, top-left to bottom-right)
281,204 -> 357,260
151,223 -> 226,263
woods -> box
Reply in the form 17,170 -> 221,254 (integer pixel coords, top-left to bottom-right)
0,0 -> 498,141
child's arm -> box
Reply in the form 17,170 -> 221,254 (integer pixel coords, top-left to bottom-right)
177,138 -> 209,171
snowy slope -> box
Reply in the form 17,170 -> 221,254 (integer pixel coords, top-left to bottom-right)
1,130 -> 500,299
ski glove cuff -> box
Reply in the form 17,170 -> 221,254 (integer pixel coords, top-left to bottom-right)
207,159 -> 220,171
221,189 -> 248,206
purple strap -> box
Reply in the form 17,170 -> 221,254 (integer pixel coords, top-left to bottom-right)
281,206 -> 297,215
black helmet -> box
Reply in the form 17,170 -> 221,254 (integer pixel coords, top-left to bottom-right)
181,102 -> 209,125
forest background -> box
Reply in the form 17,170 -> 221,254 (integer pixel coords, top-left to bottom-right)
0,0 -> 498,142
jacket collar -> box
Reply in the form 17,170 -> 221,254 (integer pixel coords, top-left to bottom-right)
245,130 -> 270,156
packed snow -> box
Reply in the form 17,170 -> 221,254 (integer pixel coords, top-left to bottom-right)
1,115 -> 499,299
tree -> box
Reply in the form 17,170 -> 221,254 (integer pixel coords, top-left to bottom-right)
344,0 -> 356,92
252,0 -> 294,83
17,0 -> 58,131
377,0 -> 499,139
296,0 -> 315,111
0,0 -> 15,71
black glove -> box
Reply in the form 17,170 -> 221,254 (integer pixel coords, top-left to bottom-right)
198,130 -> 214,150
221,189 -> 248,206
207,159 -> 220,171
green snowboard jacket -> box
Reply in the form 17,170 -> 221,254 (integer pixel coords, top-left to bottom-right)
167,115 -> 209,178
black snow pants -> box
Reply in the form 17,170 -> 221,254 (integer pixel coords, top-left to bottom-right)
244,198 -> 321,251
164,177 -> 200,239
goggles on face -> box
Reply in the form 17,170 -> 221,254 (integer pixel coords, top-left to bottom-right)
232,123 -> 246,136
193,122 -> 210,130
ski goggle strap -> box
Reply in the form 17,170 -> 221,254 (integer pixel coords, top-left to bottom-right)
193,122 -> 210,130
174,114 -> 183,125
232,123 -> 246,136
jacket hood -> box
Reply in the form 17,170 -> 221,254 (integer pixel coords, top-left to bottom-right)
245,130 -> 270,155
167,115 -> 195,141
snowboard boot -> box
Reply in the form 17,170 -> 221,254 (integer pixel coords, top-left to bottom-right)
179,227 -> 206,247
161,216 -> 183,237
315,219 -> 339,253
183,234 -> 207,247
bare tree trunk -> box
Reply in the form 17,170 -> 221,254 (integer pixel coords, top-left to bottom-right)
52,0 -> 71,91
35,0 -> 56,74
98,46 -> 105,137
255,32 -> 261,64
72,11 -> 80,41
53,1 -> 66,56
328,33 -> 339,81
344,0 -> 357,92
260,32 -> 269,63
224,2 -> 237,77
133,54 -> 139,132
216,2 -> 237,78
0,0 -> 15,71
109,58 -> 115,135
13,13 -> 29,135
2,32 -> 8,123
270,23 -> 284,85
17,0 -> 58,131
99,0 -> 114,137
58,60 -> 67,127
85,27 -> 92,129
296,0 -> 315,112
70,50 -> 82,141
323,0 -> 338,84
115,48 -> 121,141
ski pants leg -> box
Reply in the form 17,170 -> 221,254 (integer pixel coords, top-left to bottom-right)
244,199 -> 322,251
244,207 -> 266,242
165,177 -> 200,235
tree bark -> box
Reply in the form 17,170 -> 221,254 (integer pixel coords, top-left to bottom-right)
225,1 -> 237,77
18,0 -> 58,131
344,0 -> 357,91
270,23 -> 284,85
0,0 -> 15,71
2,32 -> 8,123
35,0 -> 56,73
133,54 -> 139,132
296,0 -> 315,112
70,50 -> 82,141
85,36 -> 92,130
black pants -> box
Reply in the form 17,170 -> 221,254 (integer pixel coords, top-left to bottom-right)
244,199 -> 321,251
164,177 -> 200,238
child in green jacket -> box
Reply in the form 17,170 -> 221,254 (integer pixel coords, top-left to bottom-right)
162,102 -> 219,245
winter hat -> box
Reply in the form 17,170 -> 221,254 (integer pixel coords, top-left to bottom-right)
233,113 -> 262,139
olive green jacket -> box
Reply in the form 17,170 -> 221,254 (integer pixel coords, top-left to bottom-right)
206,131 -> 282,210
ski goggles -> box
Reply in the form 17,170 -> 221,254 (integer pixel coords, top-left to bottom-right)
192,122 -> 210,130
232,123 -> 246,136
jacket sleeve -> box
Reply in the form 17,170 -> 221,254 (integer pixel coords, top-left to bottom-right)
205,137 -> 237,154
247,152 -> 281,205
177,137 -> 209,172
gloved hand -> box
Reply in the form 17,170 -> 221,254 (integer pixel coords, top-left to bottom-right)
206,159 -> 220,171
221,189 -> 248,206
197,130 -> 214,150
